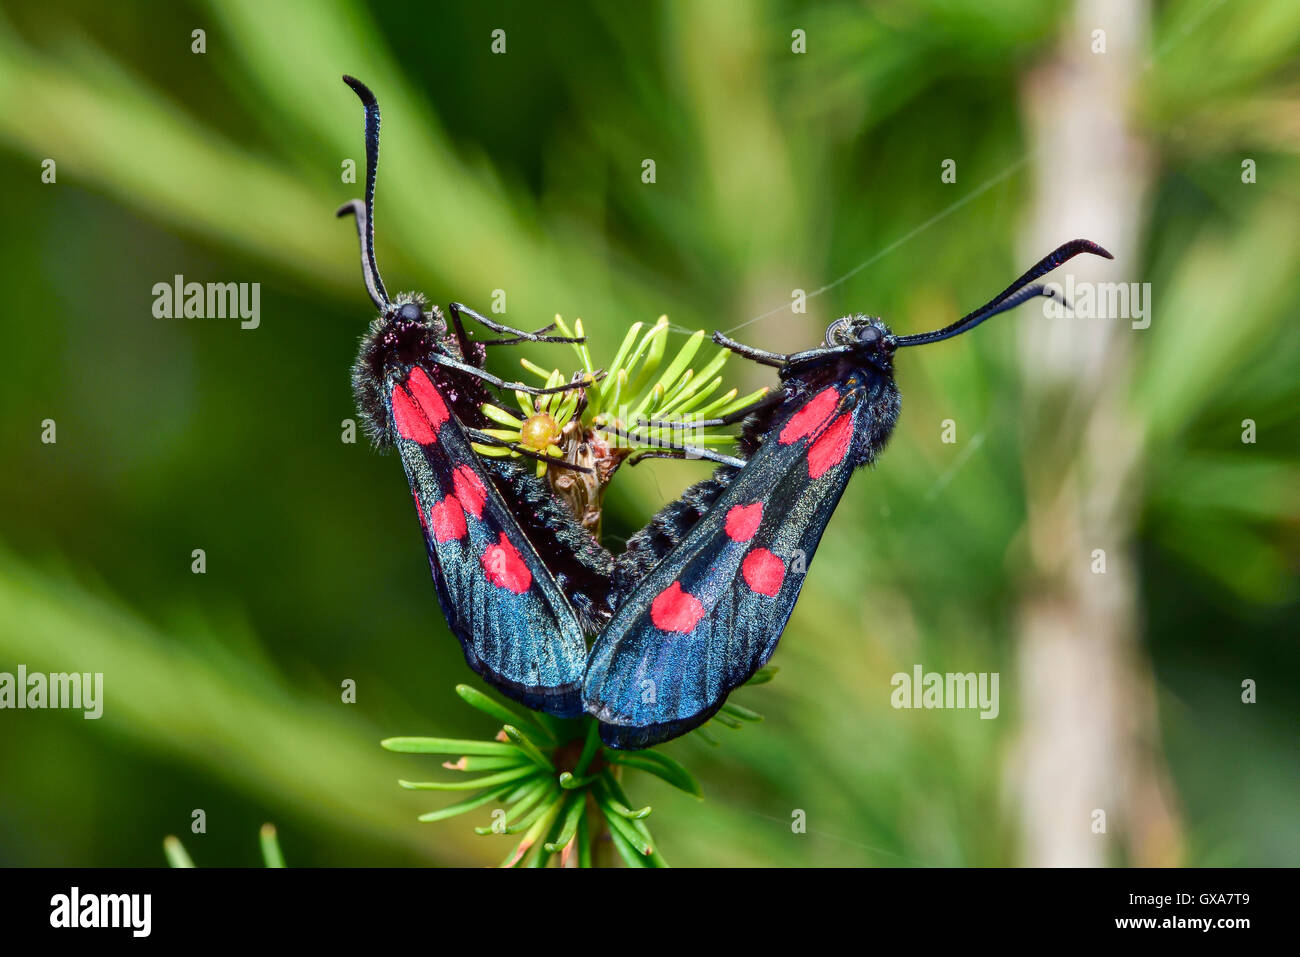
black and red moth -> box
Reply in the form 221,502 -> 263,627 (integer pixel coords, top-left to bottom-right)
338,76 -> 614,717
585,239 -> 1113,748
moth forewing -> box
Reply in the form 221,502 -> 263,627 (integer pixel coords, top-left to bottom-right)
585,372 -> 901,747
386,365 -> 589,716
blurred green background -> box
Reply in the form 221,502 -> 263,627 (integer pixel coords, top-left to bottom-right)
0,0 -> 1296,867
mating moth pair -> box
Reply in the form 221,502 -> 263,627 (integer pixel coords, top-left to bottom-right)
338,77 -> 1111,749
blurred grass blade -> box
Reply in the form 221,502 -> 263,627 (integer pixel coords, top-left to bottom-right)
259,824 -> 286,868
163,836 -> 195,869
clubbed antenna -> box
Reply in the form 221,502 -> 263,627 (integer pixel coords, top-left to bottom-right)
336,75 -> 389,310
894,239 -> 1113,347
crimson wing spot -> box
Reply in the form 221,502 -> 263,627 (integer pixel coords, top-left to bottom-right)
429,494 -> 468,542
724,502 -> 763,542
392,386 -> 434,443
405,368 -> 449,429
779,387 -> 838,445
481,533 -> 532,593
453,465 -> 487,519
808,413 -> 853,478
742,548 -> 786,596
392,368 -> 450,444
650,581 -> 706,633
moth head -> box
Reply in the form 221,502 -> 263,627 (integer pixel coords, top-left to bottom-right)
394,301 -> 423,324
387,294 -> 447,340
824,315 -> 897,363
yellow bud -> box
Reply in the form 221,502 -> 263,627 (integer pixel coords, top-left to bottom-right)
519,412 -> 559,451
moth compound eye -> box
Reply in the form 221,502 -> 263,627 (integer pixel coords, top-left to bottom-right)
397,302 -> 423,322
519,412 -> 560,451
824,318 -> 853,346
859,326 -> 883,349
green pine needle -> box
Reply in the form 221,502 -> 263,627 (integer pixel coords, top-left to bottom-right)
381,736 -> 522,757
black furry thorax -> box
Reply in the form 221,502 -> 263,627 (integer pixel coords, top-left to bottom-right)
351,293 -> 488,447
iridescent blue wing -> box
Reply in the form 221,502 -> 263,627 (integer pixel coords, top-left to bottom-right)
388,366 -> 588,716
584,380 -> 895,747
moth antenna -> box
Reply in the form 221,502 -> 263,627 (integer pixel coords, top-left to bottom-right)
338,75 -> 389,310
911,282 -> 1066,338
894,239 -> 1112,347
336,200 -> 387,310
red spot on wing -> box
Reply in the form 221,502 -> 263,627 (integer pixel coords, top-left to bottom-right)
742,548 -> 786,597
650,582 -> 706,633
392,385 -> 435,443
481,533 -> 531,593
391,368 -> 449,444
453,465 -> 487,519
406,367 -> 449,430
429,494 -> 468,542
808,412 -> 853,479
779,387 -> 839,445
724,502 -> 763,542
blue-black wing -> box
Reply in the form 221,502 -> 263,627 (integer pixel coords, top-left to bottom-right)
388,365 -> 588,716
583,379 -> 897,747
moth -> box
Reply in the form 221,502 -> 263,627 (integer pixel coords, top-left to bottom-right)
586,239 -> 1114,747
338,76 -> 615,717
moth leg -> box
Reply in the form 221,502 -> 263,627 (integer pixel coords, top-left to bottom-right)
475,336 -> 538,346
711,332 -> 789,368
467,429 -> 595,474
782,343 -> 855,371
635,388 -> 785,429
449,302 -> 584,344
426,351 -> 600,396
446,299 -> 477,363
713,332 -> 856,377
595,422 -> 745,469
627,448 -> 750,468
626,449 -> 686,467
473,323 -> 561,347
